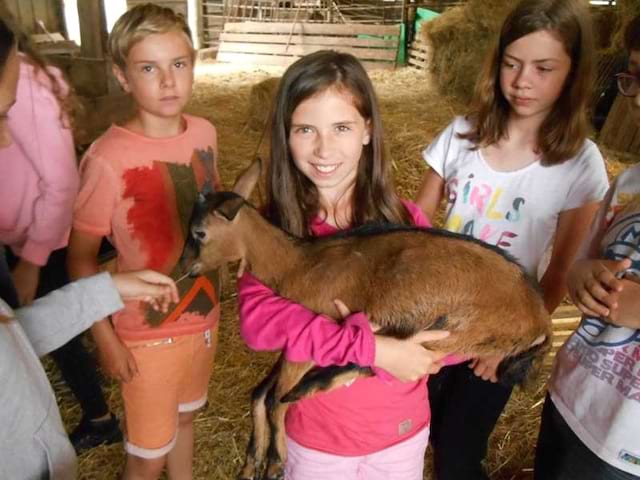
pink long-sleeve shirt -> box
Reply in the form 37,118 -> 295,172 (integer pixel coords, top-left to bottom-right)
238,201 -> 434,455
0,56 -> 78,266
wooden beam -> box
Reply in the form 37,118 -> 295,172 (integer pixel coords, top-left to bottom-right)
223,21 -> 401,36
219,32 -> 398,48
218,42 -> 398,60
187,0 -> 200,49
77,0 -> 107,59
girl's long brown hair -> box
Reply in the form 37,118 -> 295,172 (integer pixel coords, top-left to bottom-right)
266,50 -> 411,237
0,4 -> 79,131
460,0 -> 594,166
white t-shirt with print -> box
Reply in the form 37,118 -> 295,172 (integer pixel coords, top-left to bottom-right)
422,116 -> 608,277
549,164 -> 640,476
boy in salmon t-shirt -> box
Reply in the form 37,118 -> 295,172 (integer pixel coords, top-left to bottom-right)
67,4 -> 220,479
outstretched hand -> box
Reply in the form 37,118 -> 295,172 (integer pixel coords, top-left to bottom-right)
111,270 -> 179,312
333,298 -> 450,382
567,258 -> 630,318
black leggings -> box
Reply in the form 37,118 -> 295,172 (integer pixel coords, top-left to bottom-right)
535,394 -> 640,480
428,361 -> 513,480
8,248 -> 109,420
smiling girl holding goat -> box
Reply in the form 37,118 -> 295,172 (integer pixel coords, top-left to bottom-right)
415,0 -> 609,478
237,50 -> 450,479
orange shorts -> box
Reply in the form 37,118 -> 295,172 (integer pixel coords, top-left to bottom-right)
121,326 -> 218,458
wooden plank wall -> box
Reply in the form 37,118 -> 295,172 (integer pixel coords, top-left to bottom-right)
407,37 -> 430,70
547,305 -> 581,365
2,0 -> 64,36
600,95 -> 640,155
217,21 -> 401,69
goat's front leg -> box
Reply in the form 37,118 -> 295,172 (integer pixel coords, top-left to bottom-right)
263,361 -> 313,480
239,358 -> 282,480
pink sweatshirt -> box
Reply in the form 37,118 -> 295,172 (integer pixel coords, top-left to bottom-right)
238,201 -> 434,455
0,56 -> 78,266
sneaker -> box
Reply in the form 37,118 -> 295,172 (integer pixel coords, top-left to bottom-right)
69,413 -> 123,454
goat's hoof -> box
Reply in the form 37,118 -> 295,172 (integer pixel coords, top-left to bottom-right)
238,474 -> 260,480
265,462 -> 285,480
238,464 -> 259,480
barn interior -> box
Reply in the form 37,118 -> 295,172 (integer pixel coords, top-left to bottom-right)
2,0 -> 637,478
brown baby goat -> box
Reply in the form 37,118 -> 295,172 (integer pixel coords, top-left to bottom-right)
180,166 -> 551,480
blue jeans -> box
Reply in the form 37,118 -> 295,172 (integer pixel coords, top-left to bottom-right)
534,394 -> 639,480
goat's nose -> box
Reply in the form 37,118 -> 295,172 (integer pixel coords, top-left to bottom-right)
192,227 -> 208,242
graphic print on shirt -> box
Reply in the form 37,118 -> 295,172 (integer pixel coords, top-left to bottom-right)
567,201 -> 640,403
122,150 -> 219,326
443,173 -> 525,248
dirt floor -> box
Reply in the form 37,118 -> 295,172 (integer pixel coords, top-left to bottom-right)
48,61 -> 635,479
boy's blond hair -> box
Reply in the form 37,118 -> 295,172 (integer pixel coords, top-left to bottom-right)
109,3 -> 194,69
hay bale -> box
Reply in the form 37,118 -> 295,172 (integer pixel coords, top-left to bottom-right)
609,0 -> 640,52
420,0 -> 512,103
246,77 -> 280,132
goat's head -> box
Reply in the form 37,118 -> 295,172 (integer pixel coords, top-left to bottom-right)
180,159 -> 262,276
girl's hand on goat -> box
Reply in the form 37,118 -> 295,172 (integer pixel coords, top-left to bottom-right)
468,354 -> 504,383
567,258 -> 630,318
333,299 -> 450,381
11,258 -> 40,306
374,330 -> 450,382
112,270 -> 179,313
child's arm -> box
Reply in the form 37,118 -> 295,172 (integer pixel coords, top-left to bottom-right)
539,202 -> 603,314
11,259 -> 40,306
239,273 -> 449,381
239,272 -> 376,367
415,169 -> 446,221
67,230 -> 138,382
8,66 -> 79,305
469,202 -> 603,382
14,270 -> 177,357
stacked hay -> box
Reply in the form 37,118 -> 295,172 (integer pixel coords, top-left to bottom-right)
609,0 -> 640,51
419,0 -> 512,103
246,77 -> 280,132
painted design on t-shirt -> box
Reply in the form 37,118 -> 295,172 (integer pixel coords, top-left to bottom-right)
567,206 -> 640,403
443,173 -> 525,248
122,153 -> 219,326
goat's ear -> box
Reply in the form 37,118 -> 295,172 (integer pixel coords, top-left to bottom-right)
232,159 -> 261,200
215,196 -> 245,221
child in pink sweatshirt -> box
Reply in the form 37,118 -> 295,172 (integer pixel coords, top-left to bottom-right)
238,50 -> 449,479
0,18 -> 119,452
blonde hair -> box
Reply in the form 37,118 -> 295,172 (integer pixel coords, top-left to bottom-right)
460,0 -> 594,166
109,3 -> 194,69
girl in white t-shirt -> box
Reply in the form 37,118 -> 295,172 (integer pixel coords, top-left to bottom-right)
415,0 -> 608,478
534,14 -> 640,480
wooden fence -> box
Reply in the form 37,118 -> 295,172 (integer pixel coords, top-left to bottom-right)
217,21 -> 401,69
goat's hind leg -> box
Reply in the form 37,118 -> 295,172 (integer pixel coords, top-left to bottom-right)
263,361 -> 316,480
281,363 -> 372,403
239,358 -> 282,480
263,385 -> 289,480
